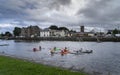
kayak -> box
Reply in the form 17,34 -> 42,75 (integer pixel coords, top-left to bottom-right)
60,50 -> 70,55
54,48 -> 61,51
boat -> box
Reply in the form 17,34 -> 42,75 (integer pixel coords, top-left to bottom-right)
70,49 -> 93,55
0,44 -> 9,46
14,40 -> 23,42
81,50 -> 93,53
70,52 -> 83,55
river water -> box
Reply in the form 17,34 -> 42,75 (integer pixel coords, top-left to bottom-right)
0,40 -> 120,75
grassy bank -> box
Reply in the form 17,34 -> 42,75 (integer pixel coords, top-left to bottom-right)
0,56 -> 87,75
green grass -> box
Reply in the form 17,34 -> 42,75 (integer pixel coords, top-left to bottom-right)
0,56 -> 87,75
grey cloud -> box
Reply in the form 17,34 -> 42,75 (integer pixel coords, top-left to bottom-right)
0,0 -> 120,31
49,0 -> 71,10
77,0 -> 120,24
0,0 -> 28,20
0,0 -> 72,23
56,0 -> 71,5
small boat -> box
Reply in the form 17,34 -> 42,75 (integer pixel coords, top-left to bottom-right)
70,52 -> 83,55
14,40 -> 23,42
70,50 -> 93,55
0,44 -> 9,46
81,50 -> 93,53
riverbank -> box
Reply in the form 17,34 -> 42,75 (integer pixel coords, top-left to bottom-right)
1,37 -> 120,42
0,55 -> 87,75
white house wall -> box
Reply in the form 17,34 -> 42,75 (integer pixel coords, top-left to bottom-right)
54,30 -> 66,37
40,32 -> 50,37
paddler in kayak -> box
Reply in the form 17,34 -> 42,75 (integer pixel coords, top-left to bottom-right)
53,47 -> 57,51
50,49 -> 54,56
61,50 -> 64,56
60,47 -> 70,56
33,48 -> 37,52
53,47 -> 61,51
50,47 -> 56,56
39,46 -> 41,51
63,47 -> 70,54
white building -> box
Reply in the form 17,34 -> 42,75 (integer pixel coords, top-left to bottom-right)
40,28 -> 68,37
49,30 -> 67,37
115,34 -> 120,37
88,32 -> 95,37
40,28 -> 50,37
54,30 -> 66,37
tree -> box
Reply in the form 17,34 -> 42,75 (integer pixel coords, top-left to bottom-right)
0,34 -> 1,38
112,29 -> 118,34
58,27 -> 69,31
49,25 -> 58,30
1,32 -> 4,37
13,27 -> 21,36
69,29 -> 76,33
5,31 -> 12,37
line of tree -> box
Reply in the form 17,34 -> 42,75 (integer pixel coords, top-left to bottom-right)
112,28 -> 120,34
13,27 -> 21,37
49,25 -> 69,31
0,31 -> 12,37
0,27 -> 22,38
107,28 -> 120,37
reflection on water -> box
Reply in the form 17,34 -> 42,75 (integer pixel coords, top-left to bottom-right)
0,40 -> 120,75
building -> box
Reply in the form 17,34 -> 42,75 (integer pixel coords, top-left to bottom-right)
54,30 -> 66,37
87,32 -> 95,37
115,34 -> 120,37
20,26 -> 40,37
73,32 -> 95,37
40,28 -> 50,37
27,26 -> 40,37
20,27 -> 28,37
80,26 -> 84,32
95,32 -> 105,37
40,29 -> 68,37
49,29 -> 68,37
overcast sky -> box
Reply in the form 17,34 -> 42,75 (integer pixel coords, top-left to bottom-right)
0,0 -> 120,33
